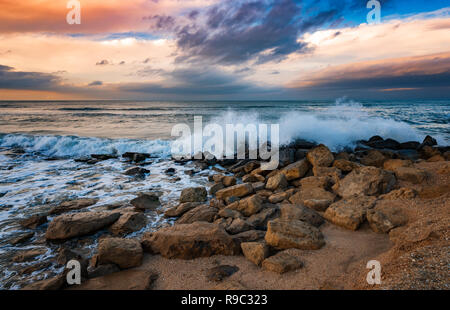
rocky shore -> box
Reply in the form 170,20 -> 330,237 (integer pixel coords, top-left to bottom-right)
8,135 -> 450,290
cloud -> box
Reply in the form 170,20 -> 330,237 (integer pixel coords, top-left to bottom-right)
96,60 -> 110,66
0,64 -> 61,90
88,81 -> 103,87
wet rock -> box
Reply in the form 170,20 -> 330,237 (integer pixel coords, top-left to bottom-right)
280,159 -> 310,181
247,206 -> 279,230
209,182 -> 225,196
206,265 -> 239,282
307,144 -> 334,167
50,198 -> 98,215
22,273 -> 66,290
265,219 -> 325,250
12,248 -> 47,262
241,242 -> 270,266
141,222 -> 240,259
91,154 -> 118,161
164,168 -> 176,175
164,202 -> 202,218
324,195 -> 377,230
19,214 -> 47,229
242,173 -> 265,183
20,261 -> 53,275
222,176 -> 237,187
226,218 -> 253,235
216,183 -> 254,200
122,152 -> 151,163
332,166 -> 396,198
87,264 -> 120,279
262,251 -> 303,274
124,167 -> 150,177
109,212 -> 147,236
360,150 -> 386,167
400,141 -> 421,150
10,232 -> 34,245
45,212 -> 120,240
393,167 -> 428,184
98,238 -> 143,269
180,187 -> 207,203
130,193 -> 160,211
279,204 -> 324,227
266,173 -> 288,191
176,204 -> 218,224
365,138 -> 401,150
225,194 -> 263,217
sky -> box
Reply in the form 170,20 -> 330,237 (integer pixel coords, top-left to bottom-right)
0,0 -> 449,100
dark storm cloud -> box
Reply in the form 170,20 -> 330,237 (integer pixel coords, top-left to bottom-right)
0,64 -> 61,90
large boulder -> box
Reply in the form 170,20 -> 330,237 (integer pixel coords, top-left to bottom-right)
332,166 -> 396,198
50,198 -> 98,215
280,159 -> 310,181
241,242 -> 270,266
324,195 -> 377,230
247,206 -> 279,230
131,193 -> 160,211
360,150 -> 386,168
333,159 -> 361,173
19,214 -> 47,229
216,183 -> 254,200
109,212 -> 147,236
179,187 -> 207,203
383,159 -> 412,171
307,145 -> 334,167
98,238 -> 143,269
141,222 -> 240,259
226,218 -> 253,235
289,187 -> 336,211
265,219 -> 325,250
367,200 -> 408,233
393,167 -> 428,184
265,173 -> 288,191
262,251 -> 303,274
45,212 -> 120,240
279,203 -> 324,227
225,194 -> 263,217
176,204 -> 218,224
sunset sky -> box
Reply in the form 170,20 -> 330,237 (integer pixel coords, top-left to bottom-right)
0,0 -> 449,100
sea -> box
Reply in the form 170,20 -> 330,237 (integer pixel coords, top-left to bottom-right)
0,98 -> 448,288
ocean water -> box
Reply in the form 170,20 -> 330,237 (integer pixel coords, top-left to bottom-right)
0,98 -> 449,288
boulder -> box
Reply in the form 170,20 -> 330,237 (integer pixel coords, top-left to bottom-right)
12,248 -> 47,262
332,166 -> 396,198
279,204 -> 324,227
299,176 -> 331,189
367,209 -> 395,234
307,144 -> 334,167
368,201 -> 408,233
10,232 -> 34,245
141,222 -> 240,259
324,195 -> 377,230
268,191 -> 290,204
280,159 -> 310,181
380,187 -> 417,200
218,208 -> 243,219
420,146 -> 440,159
164,202 -> 202,218
242,174 -> 265,183
124,167 -> 149,177
222,176 -> 237,187
265,173 -> 288,191
265,219 -> 325,250
225,194 -> 263,217
98,238 -> 143,269
333,159 -> 361,173
393,167 -> 428,184
232,230 -> 266,247
109,212 -> 147,236
19,214 -> 47,229
420,135 -> 437,148
383,159 -> 412,171
365,138 -> 401,150
360,150 -> 386,167
45,212 -> 120,240
262,251 -> 303,274
131,193 -> 160,211
50,198 -> 98,215
312,166 -> 342,184
209,183 -> 225,196
179,187 -> 207,203
216,183 -> 254,200
289,188 -> 336,211
241,242 -> 270,266
247,206 -> 279,230
226,218 -> 253,235
177,204 -> 218,224
122,152 -> 151,163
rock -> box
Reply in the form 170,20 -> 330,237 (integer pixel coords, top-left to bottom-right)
232,230 -> 266,246
265,173 -> 288,191
164,202 -> 202,218
280,159 -> 310,181
87,264 -> 120,279
165,168 -> 176,175
216,183 -> 254,200
393,167 -> 428,184
12,248 -> 47,262
268,191 -> 290,204
420,135 -> 437,148
209,183 -> 225,196
22,273 -> 66,290
206,265 -> 239,282
241,242 -> 270,266
333,159 -> 360,173
262,251 -> 303,274
427,154 -> 445,162
177,204 -> 218,224
225,194 -> 263,217
247,206 -> 279,230
180,187 -> 207,203
365,138 -> 401,150
19,214 -> 47,229
98,238 -> 143,269
218,208 -> 243,219
222,176 -> 237,187
279,204 -> 324,227
56,247 -> 87,266
400,141 -> 421,150
141,222 -> 239,259
307,144 -> 334,167
265,219 -> 325,250
332,166 -> 396,198
312,166 -> 342,184
124,167 -> 150,177
130,193 -> 160,211
380,187 -> 417,200
367,209 -> 395,233
360,150 -> 386,167
383,159 -> 412,171
252,182 -> 266,192
109,212 -> 147,236
20,261 -> 53,275
242,174 -> 265,183
226,218 -> 252,235
243,161 -> 260,174
210,198 -> 225,209
122,152 -> 151,163
289,188 -> 336,211
299,176 -> 331,189
50,198 -> 98,215
324,195 -> 377,230
73,269 -> 157,290
45,212 -> 120,240
214,217 -> 233,229
10,232 -> 34,245
420,146 -> 440,159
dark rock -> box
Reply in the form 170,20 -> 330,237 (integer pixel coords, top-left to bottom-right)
19,214 -> 47,229
50,198 -> 99,215
91,154 -> 118,161
130,193 -> 160,211
206,265 -> 239,282
180,187 -> 207,203
122,152 -> 152,163
10,232 -> 34,245
124,167 -> 150,176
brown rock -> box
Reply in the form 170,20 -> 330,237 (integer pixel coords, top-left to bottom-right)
109,212 -> 147,236
50,198 -> 98,215
333,159 -> 361,172
141,222 -> 240,259
10,232 -> 34,245
307,144 -> 334,167
265,173 -> 288,190
393,167 -> 428,184
231,230 -> 266,247
367,209 -> 395,233
12,248 -> 47,262
179,187 -> 207,203
209,182 -> 225,196
22,274 -> 66,290
87,264 -> 120,279
19,214 -> 47,229
324,195 -> 377,230
289,188 -> 336,211
164,202 -> 202,218
226,218 -> 252,235
312,166 -> 342,184
72,269 -> 157,290
98,238 -> 143,269
242,174 -> 265,183
380,187 -> 417,200
299,176 -> 331,189
268,191 -> 290,204
360,150 -> 386,167
216,183 -> 254,200
177,204 -> 218,224
383,159 -> 412,171
241,242 -> 270,266
131,193 -> 160,210
427,154 -> 445,162
247,205 -> 279,230
206,265 -> 239,282
45,212 -> 120,240
225,194 -> 263,217
218,208 -> 243,219
262,251 -> 303,274
332,166 -> 396,198
279,203 -> 324,227
222,176 -> 237,187
265,219 -> 325,250
280,159 -> 310,181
